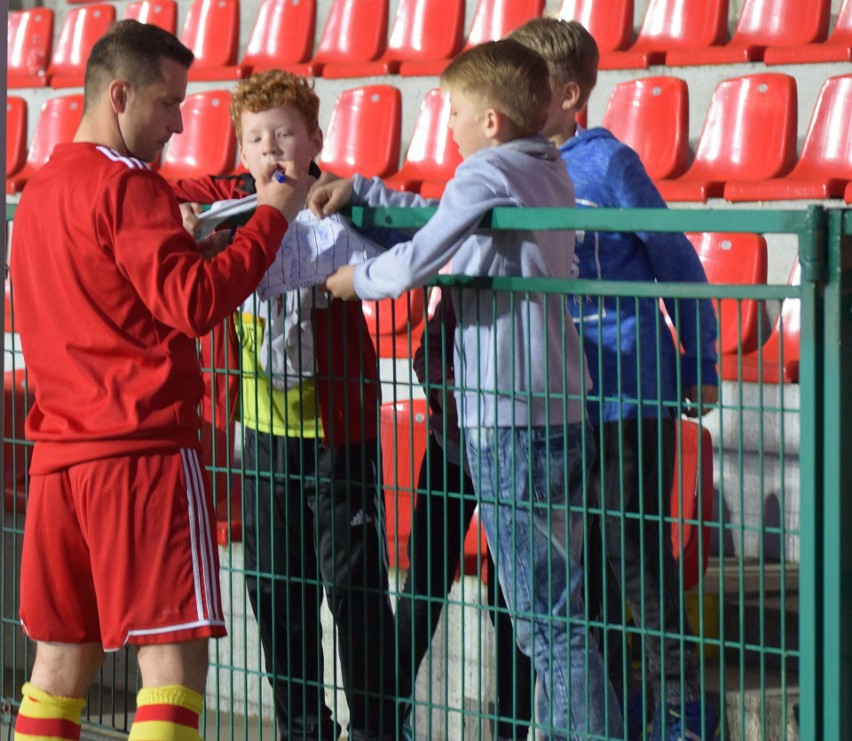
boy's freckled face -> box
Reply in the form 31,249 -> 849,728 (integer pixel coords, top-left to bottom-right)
239,106 -> 322,182
446,89 -> 490,159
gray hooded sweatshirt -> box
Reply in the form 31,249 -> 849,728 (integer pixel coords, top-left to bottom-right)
351,136 -> 591,429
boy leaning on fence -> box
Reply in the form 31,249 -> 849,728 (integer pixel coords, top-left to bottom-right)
314,39 -> 623,740
173,69 -> 400,741
510,17 -> 720,741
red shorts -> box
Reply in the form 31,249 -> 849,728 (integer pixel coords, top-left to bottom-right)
20,448 -> 226,650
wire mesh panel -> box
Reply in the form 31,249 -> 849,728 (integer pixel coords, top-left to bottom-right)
2,204 -> 851,740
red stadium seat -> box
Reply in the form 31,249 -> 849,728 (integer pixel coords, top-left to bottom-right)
6,97 -> 28,179
557,0 -> 633,61
685,232 -> 768,356
380,399 -> 429,570
721,260 -> 800,384
238,0 -> 316,75
295,0 -> 388,79
602,76 -> 690,181
362,290 -> 427,360
601,0 -> 728,69
319,85 -> 401,178
157,90 -> 236,181
385,88 -> 462,194
335,0 -> 465,77
671,420 -> 714,591
180,0 -> 242,81
463,0 -> 544,50
725,74 -> 852,202
6,95 -> 84,195
845,180 -> 852,204
657,74 -> 798,203
47,3 -> 116,88
667,0 -> 830,66
123,0 -> 178,33
7,8 -> 54,88
765,0 -> 852,64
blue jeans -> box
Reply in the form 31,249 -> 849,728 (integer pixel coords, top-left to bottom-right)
467,423 -> 622,741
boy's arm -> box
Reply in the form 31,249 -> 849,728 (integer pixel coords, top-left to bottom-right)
331,165 -> 513,301
614,152 -> 719,399
309,173 -> 436,217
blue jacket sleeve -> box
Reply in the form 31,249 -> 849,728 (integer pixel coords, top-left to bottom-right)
610,151 -> 719,386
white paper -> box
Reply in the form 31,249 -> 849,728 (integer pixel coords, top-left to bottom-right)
194,195 -> 259,240
257,209 -> 384,299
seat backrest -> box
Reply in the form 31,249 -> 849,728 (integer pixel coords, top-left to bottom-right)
687,73 -> 798,181
6,98 -> 28,178
557,0 -> 633,52
379,398 -> 429,569
240,0 -> 316,69
319,85 -> 401,178
362,290 -> 427,359
311,0 -> 388,65
670,419 -> 714,591
731,0 -> 830,47
761,259 -> 801,367
180,0 -> 240,71
47,4 -> 116,82
795,74 -> 852,177
464,0 -> 544,49
158,91 -> 236,180
27,95 -> 85,173
633,0 -> 728,51
7,8 -> 54,86
396,88 -> 463,183
829,0 -> 852,44
123,0 -> 178,33
686,232 -> 768,355
602,76 -> 690,181
385,0 -> 465,63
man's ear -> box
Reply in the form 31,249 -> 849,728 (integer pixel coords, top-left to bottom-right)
108,81 -> 129,114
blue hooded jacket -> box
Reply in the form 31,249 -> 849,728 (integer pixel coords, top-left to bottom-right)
561,126 -> 718,423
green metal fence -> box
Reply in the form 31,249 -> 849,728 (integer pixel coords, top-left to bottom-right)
2,203 -> 850,740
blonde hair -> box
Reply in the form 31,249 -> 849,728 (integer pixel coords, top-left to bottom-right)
230,69 -> 320,142
440,39 -> 551,138
509,17 -> 599,110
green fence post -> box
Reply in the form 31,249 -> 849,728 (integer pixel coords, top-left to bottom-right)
796,206 -> 827,741
818,208 -> 852,740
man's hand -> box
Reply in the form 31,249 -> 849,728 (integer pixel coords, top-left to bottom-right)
308,177 -> 355,218
324,264 -> 358,301
682,384 -> 719,417
179,202 -> 202,237
255,160 -> 315,222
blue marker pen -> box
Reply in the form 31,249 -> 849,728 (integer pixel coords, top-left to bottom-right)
272,169 -> 287,183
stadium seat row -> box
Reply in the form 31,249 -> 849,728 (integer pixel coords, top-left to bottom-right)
9,71 -> 852,203
9,0 -> 852,89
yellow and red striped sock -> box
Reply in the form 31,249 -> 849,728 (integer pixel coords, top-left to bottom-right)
14,682 -> 85,741
128,685 -> 203,741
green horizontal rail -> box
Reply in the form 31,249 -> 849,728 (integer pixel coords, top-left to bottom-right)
349,204 -> 826,235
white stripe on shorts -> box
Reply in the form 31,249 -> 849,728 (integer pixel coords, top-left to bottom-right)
180,448 -> 222,623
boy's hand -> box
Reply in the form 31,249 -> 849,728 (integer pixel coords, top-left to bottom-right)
324,264 -> 358,301
308,177 -> 355,218
255,160 -> 314,222
682,383 -> 718,417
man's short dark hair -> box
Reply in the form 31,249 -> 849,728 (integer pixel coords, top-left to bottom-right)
84,20 -> 194,102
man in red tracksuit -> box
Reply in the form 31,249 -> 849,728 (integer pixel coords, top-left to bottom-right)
9,20 -> 310,741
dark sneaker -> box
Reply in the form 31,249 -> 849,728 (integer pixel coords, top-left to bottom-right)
648,700 -> 719,741
621,692 -> 646,740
